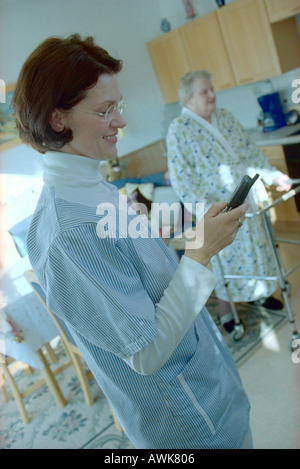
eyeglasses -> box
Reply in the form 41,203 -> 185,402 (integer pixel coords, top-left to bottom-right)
71,99 -> 126,123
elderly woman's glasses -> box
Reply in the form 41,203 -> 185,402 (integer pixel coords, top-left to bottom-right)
71,99 -> 126,123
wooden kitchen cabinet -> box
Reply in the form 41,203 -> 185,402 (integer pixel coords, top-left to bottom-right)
260,145 -> 300,224
146,29 -> 192,104
146,0 -> 300,104
264,0 -> 300,23
180,11 -> 236,92
217,0 -> 300,86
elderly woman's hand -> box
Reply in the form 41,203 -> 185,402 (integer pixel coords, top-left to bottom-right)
273,174 -> 292,192
184,201 -> 249,267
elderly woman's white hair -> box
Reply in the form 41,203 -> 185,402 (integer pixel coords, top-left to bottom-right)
178,70 -> 212,107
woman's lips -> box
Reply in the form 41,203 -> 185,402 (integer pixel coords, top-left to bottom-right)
103,133 -> 118,143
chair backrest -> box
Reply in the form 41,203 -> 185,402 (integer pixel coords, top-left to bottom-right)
24,271 -> 123,429
23,270 -> 76,346
8,215 -> 32,258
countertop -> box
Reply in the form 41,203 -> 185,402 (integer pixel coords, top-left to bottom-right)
247,123 -> 300,147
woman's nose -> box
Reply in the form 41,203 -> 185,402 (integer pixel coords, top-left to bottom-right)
111,112 -> 126,128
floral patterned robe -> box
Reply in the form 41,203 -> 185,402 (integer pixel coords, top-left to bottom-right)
166,107 -> 283,302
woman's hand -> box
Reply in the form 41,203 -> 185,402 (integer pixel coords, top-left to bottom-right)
184,201 -> 248,267
273,174 -> 292,192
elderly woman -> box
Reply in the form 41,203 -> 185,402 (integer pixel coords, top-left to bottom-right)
167,70 -> 291,332
13,37 -> 251,449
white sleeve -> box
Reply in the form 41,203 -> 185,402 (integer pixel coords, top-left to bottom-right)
124,255 -> 218,375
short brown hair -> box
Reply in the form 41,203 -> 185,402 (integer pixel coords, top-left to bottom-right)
12,34 -> 122,154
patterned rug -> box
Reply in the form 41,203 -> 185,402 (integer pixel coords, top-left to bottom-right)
0,297 -> 287,449
0,340 -> 135,450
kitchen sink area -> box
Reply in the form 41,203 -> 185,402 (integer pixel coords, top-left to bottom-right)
248,122 -> 300,146
247,122 -> 300,212
289,127 -> 300,136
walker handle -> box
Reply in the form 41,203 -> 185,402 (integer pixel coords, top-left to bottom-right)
246,184 -> 300,218
286,179 -> 300,185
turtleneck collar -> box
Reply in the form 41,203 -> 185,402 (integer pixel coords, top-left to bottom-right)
43,151 -> 102,188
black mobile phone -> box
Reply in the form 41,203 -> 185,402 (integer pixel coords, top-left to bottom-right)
224,173 -> 260,212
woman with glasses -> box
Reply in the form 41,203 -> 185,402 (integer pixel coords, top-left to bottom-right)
12,35 -> 251,449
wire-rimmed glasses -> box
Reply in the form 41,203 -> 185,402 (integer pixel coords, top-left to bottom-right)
71,99 -> 126,123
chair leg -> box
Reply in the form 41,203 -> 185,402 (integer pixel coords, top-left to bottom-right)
36,349 -> 67,408
44,343 -> 58,364
22,364 -> 34,376
0,375 -> 10,403
1,362 -> 30,424
60,337 -> 94,406
108,402 -> 123,432
72,353 -> 94,406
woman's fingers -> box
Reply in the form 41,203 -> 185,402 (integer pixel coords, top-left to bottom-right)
184,201 -> 249,266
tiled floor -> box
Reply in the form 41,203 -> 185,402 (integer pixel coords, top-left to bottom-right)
238,224 -> 300,449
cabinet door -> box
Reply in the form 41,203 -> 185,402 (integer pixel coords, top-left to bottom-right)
146,30 -> 192,104
180,12 -> 236,91
217,0 -> 281,85
265,0 -> 300,23
260,145 -> 300,223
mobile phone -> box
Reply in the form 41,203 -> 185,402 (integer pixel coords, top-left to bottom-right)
224,173 -> 260,212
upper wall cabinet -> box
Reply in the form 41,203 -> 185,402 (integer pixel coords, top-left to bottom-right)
217,0 -> 300,85
180,12 -> 236,92
264,0 -> 300,23
146,29 -> 192,104
146,0 -> 300,104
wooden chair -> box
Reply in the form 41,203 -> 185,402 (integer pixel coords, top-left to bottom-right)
0,351 -> 67,425
23,270 -> 122,432
0,304 -> 67,425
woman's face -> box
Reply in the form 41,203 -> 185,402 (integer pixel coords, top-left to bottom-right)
185,78 -> 216,121
60,73 -> 126,161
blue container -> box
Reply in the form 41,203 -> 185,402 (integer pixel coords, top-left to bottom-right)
257,92 -> 286,132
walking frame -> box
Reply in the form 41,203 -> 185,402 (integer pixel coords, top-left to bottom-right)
215,180 -> 300,351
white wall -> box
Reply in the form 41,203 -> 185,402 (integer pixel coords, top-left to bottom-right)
157,0 -> 236,29
0,0 -> 164,157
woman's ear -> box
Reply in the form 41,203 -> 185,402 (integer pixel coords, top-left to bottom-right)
49,109 -> 65,132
